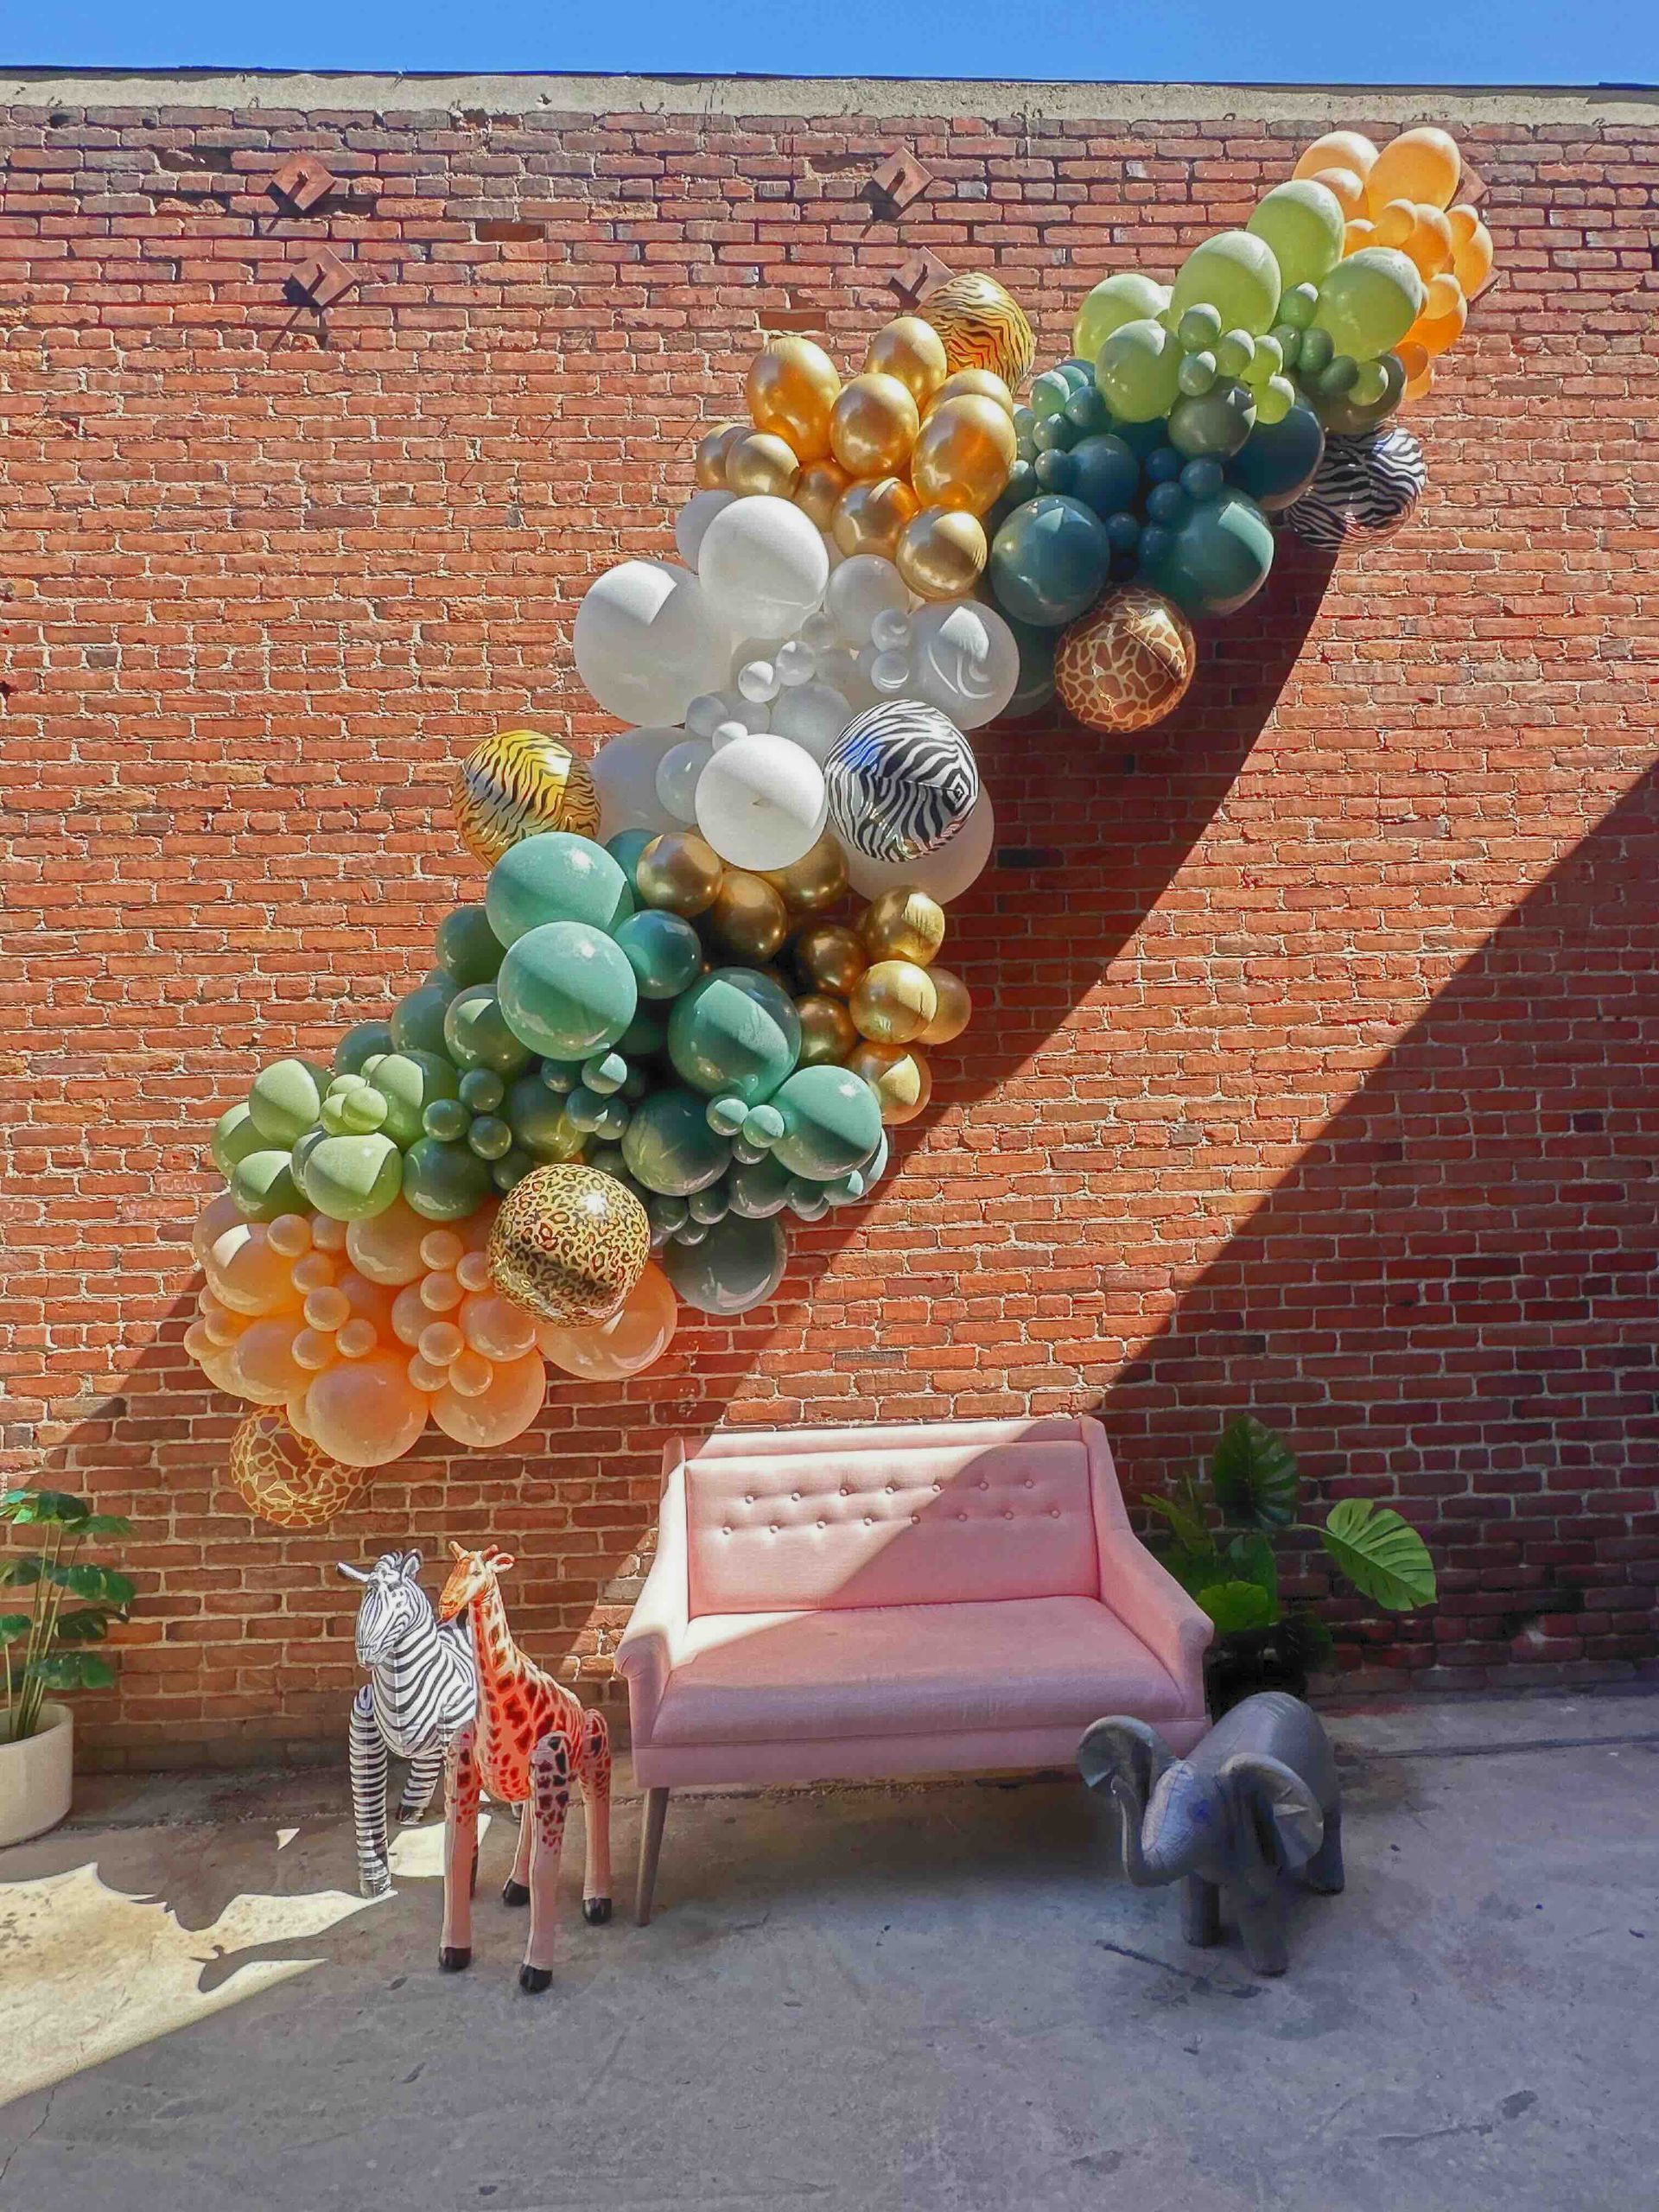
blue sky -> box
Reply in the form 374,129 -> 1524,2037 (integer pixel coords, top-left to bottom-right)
6,0 -> 1656,86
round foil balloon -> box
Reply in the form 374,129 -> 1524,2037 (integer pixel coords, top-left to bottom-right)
1054,588 -> 1198,735
453,729 -> 601,868
920,270 -> 1036,391
1283,428 -> 1428,547
227,1410 -> 372,1530
487,1163 -> 650,1325
824,701 -> 980,867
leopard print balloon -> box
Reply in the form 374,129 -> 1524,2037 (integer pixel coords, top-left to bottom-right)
919,272 -> 1036,393
454,728 -> 601,867
487,1164 -> 650,1325
229,1410 -> 372,1529
1054,588 -> 1197,734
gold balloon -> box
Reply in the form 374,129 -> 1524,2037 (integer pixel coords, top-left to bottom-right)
636,830 -> 725,918
725,429 -> 801,499
845,1039 -> 932,1126
927,367 -> 1015,417
832,475 -> 920,562
829,372 -> 921,480
918,963 -> 971,1046
849,958 -> 938,1046
694,422 -> 743,489
909,394 -> 1018,514
747,335 -> 841,465
793,921 -> 868,998
707,870 -> 790,961
795,456 -> 852,530
761,830 -> 848,916
796,994 -> 858,1066
860,888 -> 946,967
895,507 -> 988,601
863,315 -> 950,409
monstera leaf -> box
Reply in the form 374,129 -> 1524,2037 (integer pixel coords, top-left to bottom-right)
1193,1580 -> 1281,1634
1224,1531 -> 1280,1600
1319,1500 -> 1437,1611
1210,1417 -> 1300,1529
27,1651 -> 117,1691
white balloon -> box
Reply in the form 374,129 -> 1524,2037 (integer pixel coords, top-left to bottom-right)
675,488 -> 734,571
690,686 -> 766,740
573,560 -> 730,728
591,724 -> 686,839
843,791 -> 996,904
657,737 -> 713,825
711,720 -> 749,750
908,601 -> 1021,732
816,644 -> 877,715
696,496 -> 830,640
769,682 -> 854,764
825,555 -> 910,647
694,734 -> 828,872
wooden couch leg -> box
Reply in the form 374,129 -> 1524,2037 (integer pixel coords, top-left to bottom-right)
636,1788 -> 669,1926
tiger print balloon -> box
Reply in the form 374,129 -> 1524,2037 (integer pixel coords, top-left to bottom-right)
824,701 -> 980,867
1055,588 -> 1197,734
919,272 -> 1037,394
229,1410 -> 372,1530
453,728 -> 601,867
1282,428 -> 1427,549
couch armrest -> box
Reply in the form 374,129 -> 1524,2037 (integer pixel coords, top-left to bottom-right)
1095,1524 -> 1213,1712
615,1461 -> 690,1748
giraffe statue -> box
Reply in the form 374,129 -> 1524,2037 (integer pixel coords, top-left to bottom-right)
435,1541 -> 613,1993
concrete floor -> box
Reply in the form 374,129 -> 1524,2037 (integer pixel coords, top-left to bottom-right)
1,1694 -> 1655,2212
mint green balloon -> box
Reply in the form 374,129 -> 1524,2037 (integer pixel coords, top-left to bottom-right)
390,979 -> 458,1058
334,1020 -> 394,1077
212,1101 -> 264,1179
401,1135 -> 493,1222
621,1086 -> 733,1197
1094,318 -> 1184,425
498,922 -> 639,1061
362,1049 -> 457,1146
667,969 -> 801,1104
1312,249 -> 1424,362
486,831 -> 632,948
614,909 -> 703,1001
444,984 -> 534,1077
297,1132 -> 404,1219
771,1066 -> 883,1181
434,905 -> 505,988
1072,271 -> 1171,363
1246,181 -> 1345,290
1169,231 -> 1281,338
230,1147 -> 302,1220
247,1058 -> 327,1147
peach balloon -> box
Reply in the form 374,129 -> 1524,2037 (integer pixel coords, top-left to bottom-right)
193,1192 -> 244,1268
291,1326 -> 335,1370
1366,127 -> 1460,215
305,1351 -> 429,1468
536,1260 -> 679,1382
266,1212 -> 314,1261
460,1291 -> 539,1363
195,1342 -> 245,1397
456,1250 -> 493,1294
291,1250 -> 337,1295
335,1319 -> 378,1360
461,1202 -> 499,1254
311,1216 -> 348,1253
207,1222 -> 303,1317
430,1350 -> 547,1448
338,1270 -> 395,1338
304,1283 -> 351,1333
346,1196 -> 430,1286
1375,201 -> 1452,280
419,1319 -> 464,1368
1294,130 -> 1378,184
285,1388 -> 315,1440
1343,219 -> 1376,257
420,1228 -> 465,1272
1409,273 -> 1467,358
1447,206 -> 1495,296
391,1283 -> 429,1346
1311,166 -> 1366,219
420,1269 -> 465,1313
448,1349 -> 495,1398
407,1355 -> 449,1394
201,1296 -> 245,1351
232,1319 -> 312,1407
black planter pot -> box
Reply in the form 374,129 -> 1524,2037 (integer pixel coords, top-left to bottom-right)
1204,1624 -> 1313,1720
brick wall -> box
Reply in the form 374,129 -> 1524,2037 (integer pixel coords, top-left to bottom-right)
2,75 -> 1655,1766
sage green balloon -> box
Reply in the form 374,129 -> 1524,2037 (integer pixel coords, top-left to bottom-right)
498,921 -> 639,1062
1167,381 -> 1256,460
334,1020 -> 395,1077
297,1131 -> 404,1220
663,1211 -> 786,1317
485,831 -> 632,948
1169,231 -> 1281,338
1094,318 -> 1184,424
614,908 -> 703,1001
435,905 -> 505,988
362,1049 -> 457,1146
505,1073 -> 586,1162
212,1100 -> 264,1179
728,1154 -> 793,1219
621,1086 -> 733,1197
1311,248 -> 1425,362
230,1147 -> 302,1221
667,968 -> 801,1104
770,1066 -> 884,1181
1315,350 -> 1408,435
401,1135 -> 493,1222
1072,271 -> 1172,363
1140,488 -> 1275,619
247,1058 -> 327,1147
444,983 -> 535,1077
390,979 -> 458,1058
1246,181 -> 1345,290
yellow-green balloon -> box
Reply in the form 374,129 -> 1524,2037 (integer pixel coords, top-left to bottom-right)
1312,249 -> 1425,362
1169,231 -> 1281,338
1072,271 -> 1171,363
1093,318 -> 1184,423
1246,181 -> 1345,290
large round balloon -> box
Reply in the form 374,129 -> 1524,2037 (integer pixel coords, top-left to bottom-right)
1282,428 -> 1427,547
1246,180 -> 1345,289
487,1163 -> 649,1325
1072,270 -> 1171,362
614,907 -> 703,1000
1226,399 -> 1326,513
429,1349 -> 547,1450
296,1132 -> 404,1221
1093,319 -> 1184,425
667,966 -> 801,1104
620,1087 -> 734,1196
842,790 -> 996,904
1055,588 -> 1198,734
443,983 -> 534,1077
453,729 -> 601,868
536,1259 -> 678,1381
675,487 -> 735,569
824,701 -> 980,867
1311,248 -> 1425,362
920,271 -> 1036,391
1169,230 -> 1282,336
227,1410 -> 372,1529
907,600 -> 1021,731
497,921 -> 639,1060
663,1211 -> 787,1317
486,832 -> 631,945
988,495 -> 1112,627
693,733 -> 828,872
573,560 -> 730,728
695,496 -> 829,639
771,1065 -> 884,1180
590,725 -> 687,841
1139,490 -> 1275,619
435,906 -> 504,988
305,1353 -> 429,1470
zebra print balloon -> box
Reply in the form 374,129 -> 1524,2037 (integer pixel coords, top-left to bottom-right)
824,700 -> 980,867
1283,428 -> 1427,549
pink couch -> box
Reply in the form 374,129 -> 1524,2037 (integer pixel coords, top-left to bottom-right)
616,1415 -> 1211,1921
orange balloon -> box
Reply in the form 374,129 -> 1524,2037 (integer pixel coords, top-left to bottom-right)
231,1318 -> 311,1407
537,1260 -> 679,1382
747,336 -> 841,465
1408,272 -> 1468,358
1404,361 -> 1435,404
305,1351 -> 429,1467
1294,130 -> 1378,184
1366,127 -> 1460,215
391,1281 -> 429,1347
193,1191 -> 245,1268
1311,166 -> 1367,219
1447,205 -> 1495,296
430,1349 -> 547,1448
1395,341 -> 1430,385
459,1290 -> 539,1363
1406,205 -> 1454,278
1343,219 -> 1376,257
347,1195 -> 436,1287
205,1221 -> 303,1317
338,1268 -> 396,1338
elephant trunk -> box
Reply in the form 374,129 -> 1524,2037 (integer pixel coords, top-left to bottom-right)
1112,1783 -> 1176,1889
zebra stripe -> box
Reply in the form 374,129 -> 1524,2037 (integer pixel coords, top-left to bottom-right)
824,700 -> 980,867
1283,428 -> 1427,550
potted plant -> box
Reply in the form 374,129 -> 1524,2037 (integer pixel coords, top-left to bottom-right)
1147,1418 -> 1436,1718
1,1487 -> 135,1846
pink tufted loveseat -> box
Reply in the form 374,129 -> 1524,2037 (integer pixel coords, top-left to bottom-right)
616,1415 -> 1211,1920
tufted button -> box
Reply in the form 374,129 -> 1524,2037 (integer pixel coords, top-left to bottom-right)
910,1514 -> 919,1525
885,1484 -> 894,1495
1024,1478 -> 1034,1490
721,1526 -> 731,1536
978,1479 -> 989,1491
1050,1508 -> 1061,1519
838,1484 -> 849,1497
791,1491 -> 799,1501
957,1510 -> 968,1522
817,1519 -> 825,1530
1004,1510 -> 1014,1522
863,1516 -> 873,1527
768,1524 -> 779,1535
744,1494 -> 753,1504
931,1482 -> 941,1493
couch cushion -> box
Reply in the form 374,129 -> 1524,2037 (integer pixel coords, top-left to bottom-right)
682,1417 -> 1100,1615
646,1595 -> 1186,1746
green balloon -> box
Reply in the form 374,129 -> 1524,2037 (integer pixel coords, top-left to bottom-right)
401,1135 -> 493,1222
247,1058 -> 327,1147
615,908 -> 704,1001
619,1008 -> 669,1059
606,827 -> 657,893
212,1100 -> 264,1179
1072,270 -> 1171,362
230,1147 -> 302,1220
1093,318 -> 1184,424
771,1066 -> 884,1181
663,1211 -> 786,1317
505,1073 -> 586,1161
362,1049 -> 457,1146
486,831 -> 632,947
435,905 -> 505,988
621,1086 -> 733,1197
728,1154 -> 793,1218
1314,351 -> 1407,435
1003,615 -> 1058,718
1169,231 -> 1281,338
1246,181 -> 1345,290
1311,249 -> 1425,363
1140,488 -> 1275,619
498,921 -> 639,1062
1227,399 -> 1326,511
1167,382 -> 1256,461
297,1132 -> 404,1220
443,983 -> 535,1077
667,969 -> 801,1104
390,979 -> 459,1058
988,495 -> 1112,628
334,1020 -> 394,1077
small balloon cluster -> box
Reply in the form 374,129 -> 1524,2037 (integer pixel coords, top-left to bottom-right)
982,123 -> 1496,734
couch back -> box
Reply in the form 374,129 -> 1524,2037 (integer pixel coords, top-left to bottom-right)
673,1416 -> 1109,1616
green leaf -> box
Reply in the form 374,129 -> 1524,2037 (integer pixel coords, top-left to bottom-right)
42,1561 -> 136,1605
27,1651 -> 117,1691
1225,1530 -> 1280,1599
0,1487 -> 92,1527
0,1555 -> 47,1588
1193,1580 -> 1281,1634
79,1514 -> 133,1539
0,1613 -> 31,1646
1320,1500 -> 1437,1611
1147,1492 -> 1211,1554
1210,1417 -> 1300,1529
51,1609 -> 113,1644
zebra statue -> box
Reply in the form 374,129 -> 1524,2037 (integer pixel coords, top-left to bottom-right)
339,1550 -> 479,1899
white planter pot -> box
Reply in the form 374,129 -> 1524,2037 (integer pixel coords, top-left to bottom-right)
0,1701 -> 73,1847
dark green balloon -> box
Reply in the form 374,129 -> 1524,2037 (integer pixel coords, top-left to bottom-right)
1166,381 -> 1257,461
443,983 -> 535,1077
505,1073 -> 585,1161
606,828 -> 657,894
402,1135 -> 493,1221
334,1020 -> 395,1077
619,1008 -> 669,1059
620,1086 -> 733,1197
989,494 -> 1112,628
486,831 -> 632,947
667,968 -> 801,1103
1227,398 -> 1325,512
363,1049 -> 458,1146
771,1065 -> 884,1181
1139,488 -> 1275,618
497,922 -> 639,1061
1003,615 -> 1058,719
1066,432 -> 1141,518
435,905 -> 505,988
390,980 -> 459,1058
615,908 -> 704,1001
728,1154 -> 793,1219
1312,352 -> 1407,437
663,1211 -> 786,1316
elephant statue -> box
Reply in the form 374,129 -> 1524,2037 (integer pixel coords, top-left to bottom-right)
1077,1691 -> 1343,1976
